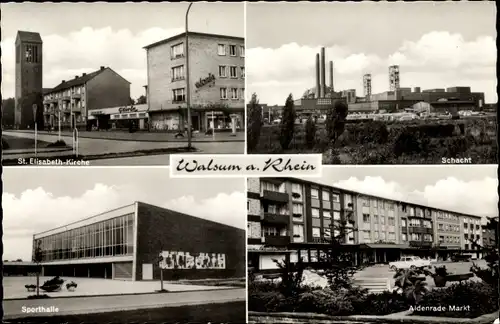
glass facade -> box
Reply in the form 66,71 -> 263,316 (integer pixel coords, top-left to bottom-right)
34,214 -> 135,262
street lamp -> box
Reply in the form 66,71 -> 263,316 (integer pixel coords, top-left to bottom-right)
185,2 -> 193,149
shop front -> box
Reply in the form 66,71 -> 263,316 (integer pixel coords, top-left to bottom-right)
87,104 -> 149,131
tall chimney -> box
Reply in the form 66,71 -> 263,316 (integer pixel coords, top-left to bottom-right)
329,61 -> 334,94
315,54 -> 320,99
320,47 -> 326,98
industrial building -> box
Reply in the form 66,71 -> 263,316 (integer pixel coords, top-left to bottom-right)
247,178 -> 484,272
33,202 -> 245,281
144,32 -> 245,132
42,66 -> 131,130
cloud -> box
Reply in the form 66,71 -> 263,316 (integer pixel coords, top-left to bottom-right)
334,176 -> 498,219
0,26 -> 183,100
247,31 -> 497,105
2,184 -> 244,261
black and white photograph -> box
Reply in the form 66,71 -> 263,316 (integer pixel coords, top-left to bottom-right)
1,2 -> 245,166
245,2 -> 497,164
2,168 -> 246,323
247,166 -> 499,323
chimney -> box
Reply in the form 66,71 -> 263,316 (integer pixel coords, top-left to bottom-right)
315,54 -> 320,99
329,61 -> 334,93
75,75 -> 78,79
62,80 -> 65,83
100,66 -> 105,70
414,87 -> 421,93
82,73 -> 87,77
320,47 -> 326,98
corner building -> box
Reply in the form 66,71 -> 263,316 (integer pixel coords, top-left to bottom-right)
247,178 -> 483,272
33,202 -> 245,280
145,32 -> 245,132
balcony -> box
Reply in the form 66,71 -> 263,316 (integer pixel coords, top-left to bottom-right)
72,93 -> 81,99
408,227 -> 433,235
262,213 -> 289,225
263,235 -> 290,246
61,95 -> 71,101
311,237 -> 330,244
409,241 -> 432,248
261,190 -> 289,204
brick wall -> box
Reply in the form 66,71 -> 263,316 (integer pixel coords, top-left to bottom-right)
247,178 -> 260,193
248,221 -> 261,239
248,198 -> 261,216
86,68 -> 131,111
135,202 -> 245,280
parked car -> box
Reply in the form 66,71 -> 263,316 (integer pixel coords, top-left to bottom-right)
451,254 -> 472,262
389,256 -> 432,270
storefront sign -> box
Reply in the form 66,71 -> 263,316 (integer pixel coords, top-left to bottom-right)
90,110 -> 104,115
119,106 -> 138,113
195,73 -> 216,89
159,251 -> 226,270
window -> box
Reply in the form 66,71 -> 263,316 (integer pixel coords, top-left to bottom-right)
373,215 -> 378,224
332,194 -> 340,203
374,231 -> 379,239
372,200 -> 378,207
344,195 -> 353,208
292,203 -> 303,215
409,207 -> 415,216
312,208 -> 320,218
171,43 -> 184,59
263,226 -> 278,236
25,45 -> 33,62
172,65 -> 185,81
362,199 -> 370,207
220,88 -> 228,100
231,88 -> 238,99
363,231 -> 370,240
292,183 -> 302,194
333,211 -> 341,220
218,44 -> 226,56
380,232 -> 386,240
311,188 -> 319,199
323,228 -> 331,238
240,45 -> 245,57
312,227 -> 321,238
409,219 -> 420,227
229,45 -> 237,56
240,67 -> 245,78
322,190 -> 330,201
323,211 -> 331,219
172,88 -> 185,102
363,214 -> 370,223
388,232 -> 396,240
402,233 -> 407,241
388,217 -> 395,226
247,200 -> 250,211
227,66 -> 237,78
240,88 -> 245,101
219,65 -> 227,77
380,216 -> 385,225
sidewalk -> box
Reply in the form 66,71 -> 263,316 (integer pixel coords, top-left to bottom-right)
10,129 -> 245,143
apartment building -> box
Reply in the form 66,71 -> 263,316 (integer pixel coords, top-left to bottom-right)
144,32 -> 245,132
482,217 -> 498,248
247,177 -> 484,272
42,66 -> 131,130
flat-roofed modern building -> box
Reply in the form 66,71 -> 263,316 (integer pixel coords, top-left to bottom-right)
247,177 -> 484,273
33,201 -> 245,281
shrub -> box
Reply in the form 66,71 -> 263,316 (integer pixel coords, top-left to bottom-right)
305,117 -> 317,149
27,294 -> 50,299
279,94 -> 296,150
247,93 -> 263,152
325,100 -> 348,142
47,140 -> 67,148
354,291 -> 410,315
2,137 -> 9,150
415,281 -> 498,318
344,121 -> 389,145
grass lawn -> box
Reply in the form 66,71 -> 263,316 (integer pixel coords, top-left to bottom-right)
2,135 -> 54,150
4,301 -> 246,324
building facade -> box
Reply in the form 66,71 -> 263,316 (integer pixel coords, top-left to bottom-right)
33,202 -> 245,281
42,67 -> 131,130
15,31 -> 44,130
88,104 -> 149,130
247,178 -> 484,272
145,32 -> 245,132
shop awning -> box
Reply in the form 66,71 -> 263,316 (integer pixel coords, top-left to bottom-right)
360,243 -> 410,249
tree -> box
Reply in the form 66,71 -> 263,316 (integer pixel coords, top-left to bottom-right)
136,95 -> 147,105
247,93 -> 263,152
129,97 -> 136,105
279,93 -> 296,150
305,116 -> 317,149
469,217 -> 498,288
32,240 -> 43,297
272,257 -> 306,298
2,97 -> 15,128
325,99 -> 349,143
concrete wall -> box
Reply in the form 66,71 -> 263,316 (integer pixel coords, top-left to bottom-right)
86,68 -> 131,112
135,202 -> 245,281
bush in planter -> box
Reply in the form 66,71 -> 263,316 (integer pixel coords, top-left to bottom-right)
354,291 -> 410,316
248,290 -> 293,312
296,288 -> 356,316
415,281 -> 498,318
432,265 -> 449,287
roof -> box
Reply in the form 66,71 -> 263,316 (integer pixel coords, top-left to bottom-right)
144,31 -> 244,50
16,31 -> 43,43
3,261 -> 37,266
42,88 -> 52,95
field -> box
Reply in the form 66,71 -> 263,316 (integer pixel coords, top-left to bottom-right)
249,116 -> 497,164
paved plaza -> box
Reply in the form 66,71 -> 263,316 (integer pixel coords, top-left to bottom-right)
3,276 -> 236,300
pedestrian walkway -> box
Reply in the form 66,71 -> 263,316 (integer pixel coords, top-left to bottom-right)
11,129 -> 245,142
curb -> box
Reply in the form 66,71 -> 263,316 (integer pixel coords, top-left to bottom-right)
3,148 -> 72,156
4,286 -> 243,301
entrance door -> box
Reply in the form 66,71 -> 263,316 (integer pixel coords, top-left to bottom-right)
142,263 -> 153,280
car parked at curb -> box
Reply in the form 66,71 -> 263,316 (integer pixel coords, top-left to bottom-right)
389,256 -> 432,270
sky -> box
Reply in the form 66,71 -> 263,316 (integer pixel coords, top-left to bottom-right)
246,2 -> 497,105
2,168 -> 245,261
1,2 -> 244,100
304,165 -> 498,220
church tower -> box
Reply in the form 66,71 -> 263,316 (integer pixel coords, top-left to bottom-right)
15,31 -> 43,129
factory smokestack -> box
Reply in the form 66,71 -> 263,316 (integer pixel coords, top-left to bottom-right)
315,54 -> 320,99
320,47 -> 326,98
329,61 -> 334,94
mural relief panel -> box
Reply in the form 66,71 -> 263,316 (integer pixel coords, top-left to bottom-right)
159,251 -> 226,269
